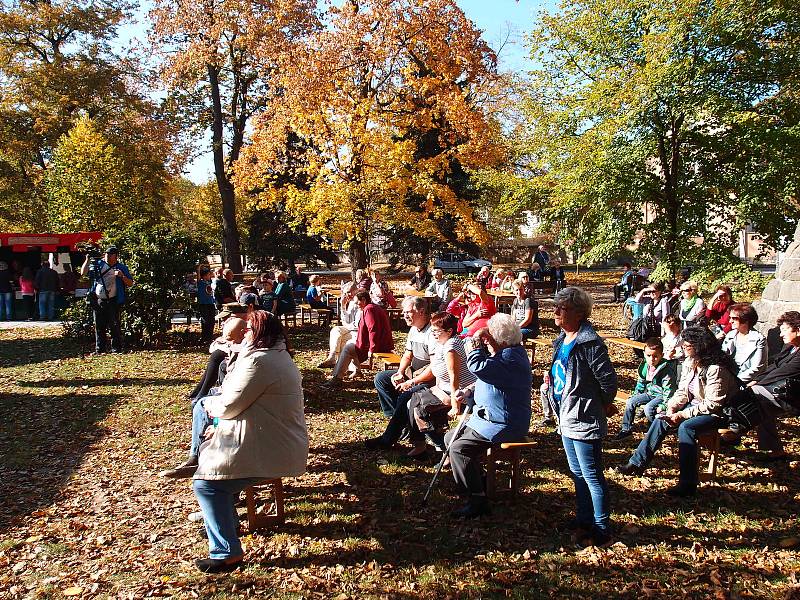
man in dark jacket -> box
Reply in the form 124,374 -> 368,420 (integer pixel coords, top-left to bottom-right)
34,260 -> 61,320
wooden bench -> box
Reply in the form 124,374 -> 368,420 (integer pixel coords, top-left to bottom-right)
244,478 -> 284,531
523,337 -> 553,364
279,311 -> 297,328
697,430 -> 720,483
605,336 -> 647,351
387,308 -> 403,329
485,438 -> 536,498
299,303 -> 333,326
372,352 -> 402,370
527,280 -> 556,298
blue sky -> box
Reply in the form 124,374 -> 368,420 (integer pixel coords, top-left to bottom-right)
122,0 -> 550,182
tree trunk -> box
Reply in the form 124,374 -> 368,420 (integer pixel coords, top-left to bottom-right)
349,239 -> 368,278
208,64 -> 242,273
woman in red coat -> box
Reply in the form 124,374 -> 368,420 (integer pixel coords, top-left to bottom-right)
324,290 -> 393,387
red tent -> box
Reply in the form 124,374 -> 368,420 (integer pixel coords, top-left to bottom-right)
0,232 -> 102,252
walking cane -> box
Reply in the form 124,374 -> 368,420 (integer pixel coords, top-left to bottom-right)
421,404 -> 472,506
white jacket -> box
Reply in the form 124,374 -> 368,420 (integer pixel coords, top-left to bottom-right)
195,343 -> 308,480
722,329 -> 768,383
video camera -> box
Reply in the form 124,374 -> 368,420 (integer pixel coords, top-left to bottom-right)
76,241 -> 103,260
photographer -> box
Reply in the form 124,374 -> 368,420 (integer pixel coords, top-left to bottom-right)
81,246 -> 134,354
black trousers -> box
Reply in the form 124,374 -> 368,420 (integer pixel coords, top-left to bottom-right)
190,349 -> 227,400
94,299 -> 122,353
198,304 -> 216,342
446,426 -> 493,496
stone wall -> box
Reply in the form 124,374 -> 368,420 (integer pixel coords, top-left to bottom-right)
753,225 -> 800,353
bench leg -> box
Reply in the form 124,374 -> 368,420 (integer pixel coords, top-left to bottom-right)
509,449 -> 522,496
485,448 -> 497,499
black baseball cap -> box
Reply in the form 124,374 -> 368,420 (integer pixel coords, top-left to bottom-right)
105,246 -> 119,255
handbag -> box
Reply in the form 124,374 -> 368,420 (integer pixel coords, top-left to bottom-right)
764,377 -> 800,415
722,389 -> 763,433
627,314 -> 658,342
408,388 -> 450,433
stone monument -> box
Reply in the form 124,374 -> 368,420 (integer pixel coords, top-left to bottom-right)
753,222 -> 800,353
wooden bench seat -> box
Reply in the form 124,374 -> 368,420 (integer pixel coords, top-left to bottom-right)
372,352 -> 402,370
299,303 -> 333,326
523,337 -> 553,364
244,478 -> 284,532
605,336 -> 646,351
485,438 -> 537,498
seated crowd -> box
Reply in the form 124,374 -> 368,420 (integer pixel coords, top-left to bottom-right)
167,259 -> 799,572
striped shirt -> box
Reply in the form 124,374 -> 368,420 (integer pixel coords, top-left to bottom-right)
430,335 -> 477,394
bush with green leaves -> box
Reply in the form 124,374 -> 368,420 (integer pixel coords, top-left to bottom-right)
61,221 -> 209,348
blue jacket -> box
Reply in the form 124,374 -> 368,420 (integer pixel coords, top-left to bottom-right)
466,344 -> 532,442
547,321 -> 617,441
96,260 -> 133,305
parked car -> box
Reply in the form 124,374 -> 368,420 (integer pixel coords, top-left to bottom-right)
434,252 -> 492,274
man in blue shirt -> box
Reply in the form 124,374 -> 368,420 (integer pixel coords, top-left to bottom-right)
81,246 -> 134,354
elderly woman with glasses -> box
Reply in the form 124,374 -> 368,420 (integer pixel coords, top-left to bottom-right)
542,287 -> 617,547
447,313 -> 532,518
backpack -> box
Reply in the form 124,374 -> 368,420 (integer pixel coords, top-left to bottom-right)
627,314 -> 659,342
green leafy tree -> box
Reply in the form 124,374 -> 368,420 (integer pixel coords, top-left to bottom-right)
522,0 -> 800,276
46,116 -> 132,232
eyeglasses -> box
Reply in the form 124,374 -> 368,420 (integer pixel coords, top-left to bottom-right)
554,304 -> 573,313
430,327 -> 445,336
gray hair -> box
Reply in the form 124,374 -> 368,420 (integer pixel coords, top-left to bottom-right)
555,286 -> 593,319
402,295 -> 428,313
432,268 -> 444,277
487,313 -> 522,346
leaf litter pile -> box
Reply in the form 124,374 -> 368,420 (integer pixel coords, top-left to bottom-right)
1,274 -> 800,599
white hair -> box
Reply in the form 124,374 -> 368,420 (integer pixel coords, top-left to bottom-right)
488,313 -> 522,346
555,286 -> 593,319
432,268 -> 443,277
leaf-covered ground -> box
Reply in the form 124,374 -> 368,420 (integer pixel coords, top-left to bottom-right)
1,273 -> 800,599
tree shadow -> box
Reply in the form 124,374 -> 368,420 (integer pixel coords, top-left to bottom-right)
0,391 -> 117,530
19,377 -> 194,388
0,334 -> 82,367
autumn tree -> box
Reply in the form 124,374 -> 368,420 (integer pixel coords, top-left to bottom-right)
0,0 -> 177,231
150,0 -> 317,272
522,0 -> 800,276
236,0 -> 505,273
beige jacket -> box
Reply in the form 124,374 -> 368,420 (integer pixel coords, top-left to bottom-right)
195,343 -> 308,480
667,359 -> 737,420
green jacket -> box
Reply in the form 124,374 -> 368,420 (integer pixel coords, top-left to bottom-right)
633,359 -> 677,401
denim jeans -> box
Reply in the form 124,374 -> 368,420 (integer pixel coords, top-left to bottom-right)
38,290 -> 55,320
193,478 -> 262,560
190,397 -> 213,458
561,436 -> 610,534
629,413 -> 722,488
0,292 -> 12,320
620,393 -> 661,432
374,369 -> 428,418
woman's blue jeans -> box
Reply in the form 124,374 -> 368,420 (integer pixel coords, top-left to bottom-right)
629,413 -> 722,489
193,478 -> 262,559
561,436 -> 610,534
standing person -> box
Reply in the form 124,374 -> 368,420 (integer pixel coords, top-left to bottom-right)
447,313 -> 532,518
0,261 -> 13,321
34,259 -> 60,320
18,266 -> 36,320
323,291 -> 392,387
189,311 -> 308,573
213,268 -> 235,309
409,265 -> 432,292
197,266 -> 216,343
81,246 -> 134,354
533,245 -> 550,271
542,287 -> 617,547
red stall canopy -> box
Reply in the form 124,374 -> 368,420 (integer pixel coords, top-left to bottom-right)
0,232 -> 103,253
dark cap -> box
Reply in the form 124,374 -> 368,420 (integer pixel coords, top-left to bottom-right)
105,246 -> 118,255
216,302 -> 248,321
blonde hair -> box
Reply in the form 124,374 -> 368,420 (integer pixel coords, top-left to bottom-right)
309,274 -> 320,285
